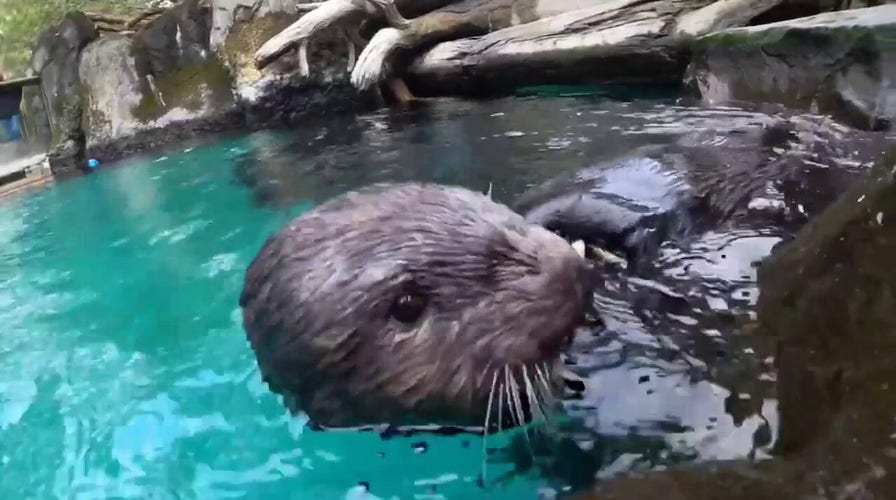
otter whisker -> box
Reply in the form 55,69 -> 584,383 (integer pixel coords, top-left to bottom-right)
503,366 -> 520,427
497,380 -> 505,436
482,370 -> 499,483
524,365 -> 558,435
522,365 -> 544,423
483,370 -> 499,433
507,370 -> 526,426
508,367 -> 535,457
531,365 -> 560,431
535,364 -> 564,423
535,363 -> 557,406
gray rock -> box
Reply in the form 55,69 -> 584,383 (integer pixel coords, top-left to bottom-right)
23,11 -> 98,176
210,0 -> 297,51
212,0 -> 371,128
685,4 -> 896,131
79,0 -> 238,159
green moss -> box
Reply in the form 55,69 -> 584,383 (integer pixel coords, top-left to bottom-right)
221,11 -> 299,83
222,12 -> 298,64
694,24 -> 896,53
131,57 -> 234,123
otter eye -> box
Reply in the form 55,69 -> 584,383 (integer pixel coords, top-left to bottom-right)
389,292 -> 427,324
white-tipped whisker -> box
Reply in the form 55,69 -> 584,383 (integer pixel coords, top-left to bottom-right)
503,367 -> 519,427
497,376 -> 505,434
481,370 -> 499,483
535,363 -> 557,406
507,368 -> 534,455
522,365 -> 544,423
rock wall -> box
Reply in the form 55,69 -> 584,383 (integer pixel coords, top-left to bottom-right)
21,0 -> 369,175
685,4 -> 896,131
22,12 -> 98,176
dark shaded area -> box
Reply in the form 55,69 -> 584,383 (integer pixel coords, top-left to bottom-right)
0,168 -> 27,186
133,0 -> 214,76
0,85 -> 22,120
406,48 -> 690,100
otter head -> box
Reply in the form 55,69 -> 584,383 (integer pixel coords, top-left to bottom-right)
239,183 -> 594,430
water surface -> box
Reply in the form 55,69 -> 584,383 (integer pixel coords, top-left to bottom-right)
0,94 -> 891,499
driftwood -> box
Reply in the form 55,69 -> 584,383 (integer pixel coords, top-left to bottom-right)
350,0 -> 624,91
407,0 -> 791,95
255,0 -> 802,100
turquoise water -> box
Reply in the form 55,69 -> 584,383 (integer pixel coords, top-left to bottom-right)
0,133 -> 549,499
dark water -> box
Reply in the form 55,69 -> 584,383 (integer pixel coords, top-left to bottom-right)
0,93 -> 891,499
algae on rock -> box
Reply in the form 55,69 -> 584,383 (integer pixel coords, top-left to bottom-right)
685,4 -> 896,131
77,0 -> 238,153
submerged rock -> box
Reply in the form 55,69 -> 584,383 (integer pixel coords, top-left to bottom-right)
685,4 -> 896,131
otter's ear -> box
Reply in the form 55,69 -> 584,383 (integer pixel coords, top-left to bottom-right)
485,228 -> 541,281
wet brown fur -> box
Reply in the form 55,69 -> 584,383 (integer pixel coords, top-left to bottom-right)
239,182 -> 591,429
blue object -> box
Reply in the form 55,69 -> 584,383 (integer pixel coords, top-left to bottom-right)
0,114 -> 21,142
87,158 -> 100,169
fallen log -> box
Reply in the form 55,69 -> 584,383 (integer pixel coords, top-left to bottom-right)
350,0 -> 628,91
403,0 -> 787,96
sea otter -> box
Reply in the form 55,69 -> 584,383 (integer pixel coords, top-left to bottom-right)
239,182 -> 595,430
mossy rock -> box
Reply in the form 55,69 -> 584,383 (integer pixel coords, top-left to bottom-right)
685,5 -> 896,131
222,10 -> 354,90
222,11 -> 300,84
131,56 -> 235,124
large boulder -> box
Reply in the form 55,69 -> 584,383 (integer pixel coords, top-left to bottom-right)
79,0 -> 240,160
685,4 -> 896,131
22,11 -> 98,176
213,0 -> 372,128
